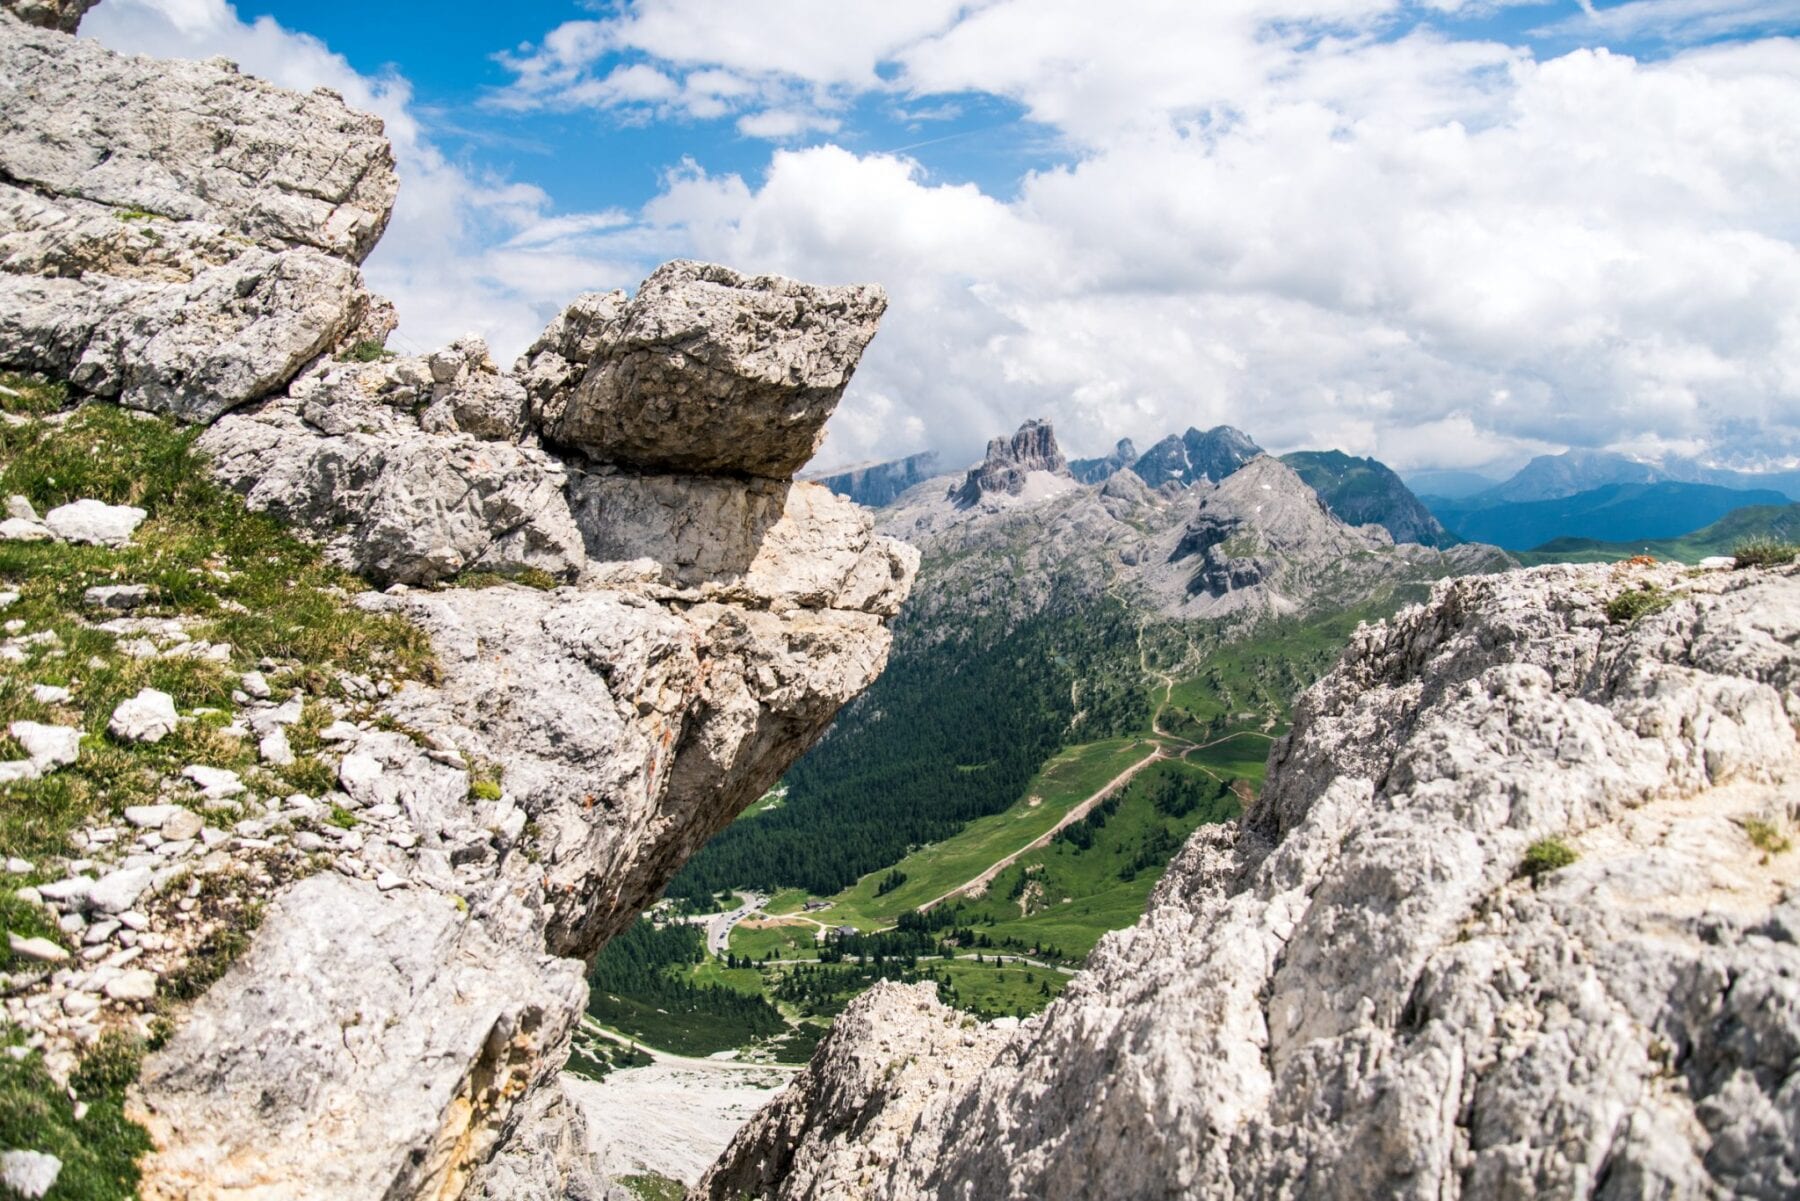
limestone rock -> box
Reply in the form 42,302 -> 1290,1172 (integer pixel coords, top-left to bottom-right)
0,517 -> 51,542
707,562 -> 1800,1201
420,337 -> 528,442
6,934 -> 66,964
134,874 -> 588,1201
0,20 -> 397,419
197,364 -> 585,587
0,1149 -> 61,1200
108,687 -> 178,744
84,583 -> 152,610
1,0 -> 93,32
42,499 -> 144,546
9,720 -> 79,769
536,261 -> 886,477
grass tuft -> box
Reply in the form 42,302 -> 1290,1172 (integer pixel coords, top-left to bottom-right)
1518,836 -> 1578,880
1605,585 -> 1673,625
1732,536 -> 1800,570
344,340 -> 394,364
0,1030 -> 151,1200
1743,816 -> 1792,858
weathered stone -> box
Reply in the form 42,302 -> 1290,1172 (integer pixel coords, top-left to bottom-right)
101,968 -> 156,1002
43,500 -> 144,547
160,809 -> 204,842
198,373 -> 584,588
83,584 -> 151,610
8,720 -> 80,769
0,1148 -> 62,1200
181,765 -> 244,801
108,688 -> 178,743
0,517 -> 52,543
123,804 -> 181,829
29,684 -> 70,704
418,337 -> 528,442
258,727 -> 294,767
0,20 -> 396,419
706,562 -> 1800,1201
5,934 -> 66,964
133,875 -> 586,1201
536,261 -> 886,477
88,866 -> 152,915
5,495 -> 37,521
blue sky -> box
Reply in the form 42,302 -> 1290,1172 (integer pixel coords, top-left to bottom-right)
83,1 -> 1800,474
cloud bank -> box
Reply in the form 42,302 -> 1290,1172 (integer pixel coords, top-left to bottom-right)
86,0 -> 1800,475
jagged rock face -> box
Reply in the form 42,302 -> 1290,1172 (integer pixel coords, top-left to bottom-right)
528,261 -> 887,478
0,15 -> 396,420
705,561 -> 1800,1201
196,353 -> 586,588
811,450 -> 943,509
1128,424 -> 1261,487
0,0 -> 93,32
951,418 -> 1071,507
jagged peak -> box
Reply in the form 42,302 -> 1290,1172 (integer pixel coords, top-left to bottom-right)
951,417 -> 1072,507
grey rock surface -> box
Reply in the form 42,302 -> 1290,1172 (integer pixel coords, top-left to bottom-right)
107,687 -> 177,744
1,0 -> 92,31
43,499 -> 144,547
536,261 -> 886,477
0,17 -> 396,419
704,561 -> 1800,1201
197,356 -> 586,587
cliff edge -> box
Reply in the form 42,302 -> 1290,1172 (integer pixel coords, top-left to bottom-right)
704,559 -> 1800,1200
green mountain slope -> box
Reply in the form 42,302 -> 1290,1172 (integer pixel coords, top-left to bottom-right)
1280,450 -> 1457,548
1517,503 -> 1800,564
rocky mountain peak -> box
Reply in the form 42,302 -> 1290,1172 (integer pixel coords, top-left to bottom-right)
1110,424 -> 1263,488
951,417 -> 1071,507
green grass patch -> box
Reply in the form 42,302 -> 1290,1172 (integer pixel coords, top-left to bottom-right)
1518,837 -> 1578,880
0,372 -> 69,417
1743,816 -> 1792,857
1606,584 -> 1673,624
618,1173 -> 687,1201
727,920 -> 818,962
0,1030 -> 151,1200
343,340 -> 394,364
818,737 -> 1156,928
1733,536 -> 1799,570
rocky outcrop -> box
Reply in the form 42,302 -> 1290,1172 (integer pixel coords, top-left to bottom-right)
0,12 -> 396,420
1,0 -> 93,32
705,559 -> 1800,1200
0,12 -> 916,1196
527,261 -> 887,478
136,285 -> 914,1194
951,418 -> 1072,508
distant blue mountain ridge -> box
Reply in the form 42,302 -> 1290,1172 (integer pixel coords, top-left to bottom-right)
1427,481 -> 1792,550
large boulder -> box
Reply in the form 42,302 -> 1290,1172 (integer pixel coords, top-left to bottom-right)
0,0 -> 93,32
528,261 -> 886,478
0,17 -> 397,419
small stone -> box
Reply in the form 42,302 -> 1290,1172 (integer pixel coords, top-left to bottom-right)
292,831 -> 328,853
30,684 -> 70,705
44,500 -> 147,547
0,518 -> 52,543
200,827 -> 227,848
62,991 -> 100,1016
117,910 -> 150,931
36,876 -> 94,908
9,721 -> 81,770
0,760 -> 41,785
375,871 -> 405,891
83,920 -> 121,945
4,496 -> 36,523
6,935 -> 67,964
102,969 -> 156,1002
83,584 -> 152,611
109,689 -> 178,744
57,913 -> 83,935
259,727 -> 294,767
1699,555 -> 1735,569
240,670 -> 272,700
0,1149 -> 62,1199
160,809 -> 203,841
3,857 -> 31,875
182,764 -> 245,800
88,866 -> 153,915
0,591 -> 17,608
124,804 -> 181,828
320,721 -> 361,743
